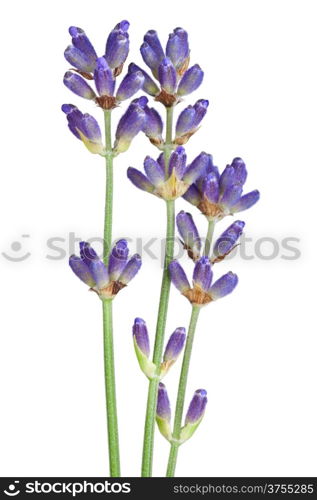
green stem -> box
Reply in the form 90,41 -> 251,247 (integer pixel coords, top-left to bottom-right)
141,106 -> 175,477
203,219 -> 215,257
102,109 -> 120,476
102,299 -> 120,476
166,305 -> 201,477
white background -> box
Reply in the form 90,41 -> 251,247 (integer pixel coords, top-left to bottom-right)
1,0 -> 316,478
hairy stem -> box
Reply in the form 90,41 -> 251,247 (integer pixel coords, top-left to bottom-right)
203,219 -> 215,257
102,109 -> 120,476
141,106 -> 175,477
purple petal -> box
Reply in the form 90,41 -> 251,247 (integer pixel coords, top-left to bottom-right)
68,26 -> 97,66
64,45 -> 95,73
183,152 -> 209,184
209,272 -> 238,300
163,327 -> 186,362
144,156 -> 165,186
140,42 -> 160,78
94,57 -> 115,96
144,30 -> 165,62
116,71 -> 144,101
177,64 -> 204,96
193,256 -> 213,291
185,389 -> 207,424
119,254 -> 142,285
169,146 -> 187,178
127,167 -> 154,193
128,63 -> 160,96
166,28 -> 189,74
176,211 -> 201,257
157,382 -> 171,421
79,242 -> 108,289
169,260 -> 191,293
202,172 -> 220,203
231,157 -> 247,186
143,106 -> 163,142
213,221 -> 245,258
108,239 -> 129,281
80,113 -> 102,143
158,57 -> 177,94
133,318 -> 150,357
69,255 -> 95,287
105,23 -> 129,69
114,98 -> 147,153
220,184 -> 243,207
182,184 -> 201,206
230,190 -> 260,213
63,71 -> 96,100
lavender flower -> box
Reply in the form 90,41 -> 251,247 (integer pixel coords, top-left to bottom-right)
114,97 -> 148,154
129,27 -> 203,107
169,257 -> 238,306
69,241 -> 141,299
212,220 -> 245,262
127,147 -> 209,201
63,72 -> 96,100
156,383 -> 172,441
185,389 -> 208,424
175,100 -> 209,145
183,156 -> 260,221
142,105 -> 164,147
61,104 -> 104,154
105,20 -> 130,73
176,210 -> 201,260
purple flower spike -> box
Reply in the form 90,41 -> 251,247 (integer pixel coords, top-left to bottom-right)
163,327 -> 186,363
94,57 -> 115,97
105,20 -> 130,70
169,146 -> 187,178
185,389 -> 208,424
114,97 -> 148,153
176,210 -> 201,260
175,99 -> 209,141
143,106 -> 163,145
108,239 -> 129,281
157,383 -> 171,421
231,190 -> 260,213
177,64 -> 204,96
133,318 -> 150,357
116,71 -> 144,101
158,58 -> 177,94
213,221 -> 245,259
209,271 -> 238,300
183,152 -> 209,184
64,45 -> 95,73
166,28 -> 190,75
144,157 -> 165,187
63,71 -> 96,100
69,255 -> 96,287
193,257 -> 213,291
127,167 -> 155,193
169,260 -> 191,293
128,63 -> 160,96
69,27 -> 97,67
118,254 -> 142,285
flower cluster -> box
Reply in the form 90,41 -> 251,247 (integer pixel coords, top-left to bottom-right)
128,28 -> 203,108
183,156 -> 260,221
69,241 -> 141,300
156,383 -> 208,442
132,318 -> 186,379
169,257 -> 238,306
127,147 -> 209,201
62,22 -> 148,155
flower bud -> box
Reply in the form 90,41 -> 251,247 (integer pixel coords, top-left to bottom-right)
176,211 -> 201,260
114,97 -> 147,153
169,260 -> 191,293
162,327 -> 186,367
212,221 -> 245,261
69,26 -> 97,66
108,239 -> 129,281
128,63 -> 160,96
94,57 -> 115,96
230,190 -> 260,213
118,254 -> 142,285
166,27 -> 190,75
143,106 -> 163,146
133,318 -> 150,357
209,272 -> 238,300
177,64 -> 204,96
105,20 -> 130,70
64,45 -> 95,73
180,389 -> 208,443
156,383 -> 172,441
193,257 -> 213,292
63,71 -> 96,99
182,152 -> 209,184
116,71 -> 144,101
158,58 -> 177,94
